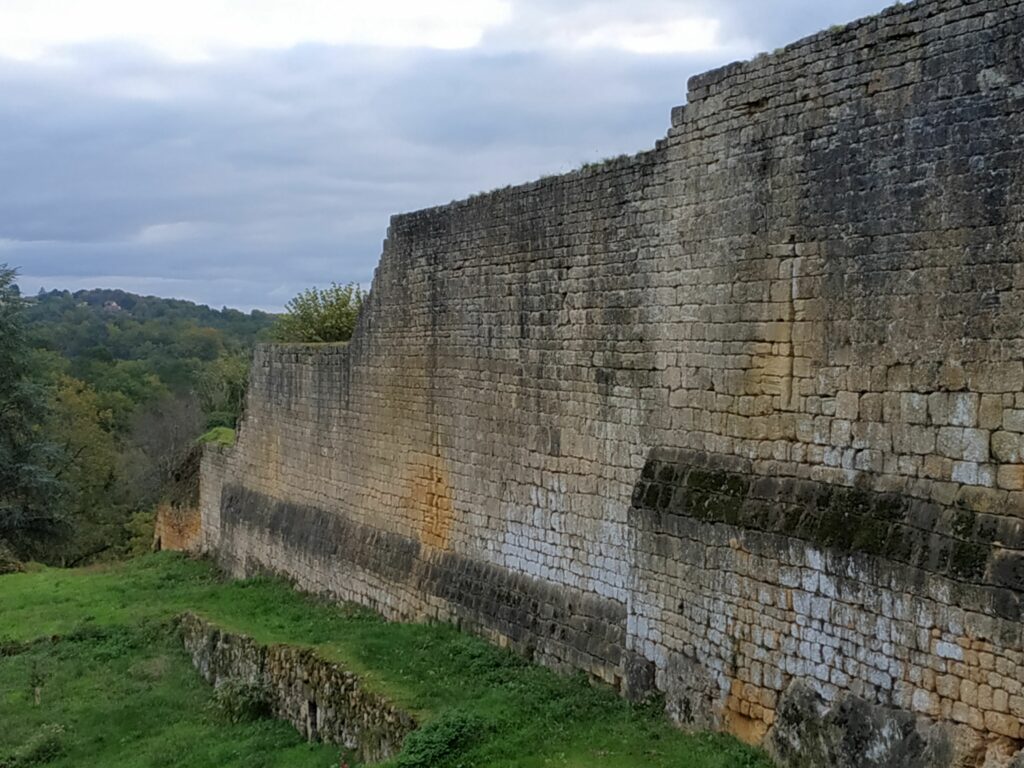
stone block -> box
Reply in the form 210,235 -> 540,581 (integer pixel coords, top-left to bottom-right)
951,461 -> 979,485
937,427 -> 964,460
929,393 -> 950,425
901,393 -> 928,424
1004,409 -> 1024,433
979,395 -> 1004,430
923,454 -> 953,481
835,392 -> 859,420
969,363 -> 1024,394
830,419 -> 851,446
948,393 -> 979,427
984,711 -> 1021,739
860,393 -> 883,421
938,363 -> 967,391
962,429 -> 990,463
997,466 -> 1024,492
992,432 -> 1022,463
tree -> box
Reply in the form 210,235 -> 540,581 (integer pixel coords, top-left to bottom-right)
272,282 -> 365,343
10,282 -> 272,564
120,395 -> 204,509
44,375 -> 123,565
0,265 -> 67,558
197,352 -> 250,428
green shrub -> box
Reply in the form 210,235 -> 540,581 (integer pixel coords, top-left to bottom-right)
271,283 -> 365,343
0,724 -> 65,767
64,622 -> 143,662
197,426 -> 235,446
123,508 -> 156,558
203,410 -> 237,430
394,709 -> 485,768
211,680 -> 272,724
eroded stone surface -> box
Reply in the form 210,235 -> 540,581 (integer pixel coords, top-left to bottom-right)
153,503 -> 201,552
768,681 -> 1023,768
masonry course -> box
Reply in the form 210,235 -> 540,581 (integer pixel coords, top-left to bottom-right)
200,1 -> 1024,764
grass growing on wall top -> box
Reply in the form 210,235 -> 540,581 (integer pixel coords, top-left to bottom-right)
1,553 -> 772,768
197,425 -> 236,446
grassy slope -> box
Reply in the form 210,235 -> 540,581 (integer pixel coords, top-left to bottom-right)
0,554 -> 772,768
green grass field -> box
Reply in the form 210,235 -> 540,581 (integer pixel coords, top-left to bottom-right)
0,553 -> 772,768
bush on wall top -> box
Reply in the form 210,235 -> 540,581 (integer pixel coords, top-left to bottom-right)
272,283 -> 365,344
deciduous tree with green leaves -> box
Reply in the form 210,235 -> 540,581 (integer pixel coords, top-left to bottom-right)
272,282 -> 365,343
197,352 -> 250,428
45,374 -> 121,565
0,265 -> 68,559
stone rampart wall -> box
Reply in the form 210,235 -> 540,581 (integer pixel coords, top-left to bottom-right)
201,0 -> 1024,762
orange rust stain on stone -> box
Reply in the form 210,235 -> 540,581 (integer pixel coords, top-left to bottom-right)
154,502 -> 202,552
723,678 -> 772,745
403,453 -> 455,550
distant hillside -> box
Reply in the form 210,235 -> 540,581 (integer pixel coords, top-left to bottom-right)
13,286 -> 278,566
25,288 -> 275,365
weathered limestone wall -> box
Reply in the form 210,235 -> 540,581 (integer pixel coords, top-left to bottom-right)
201,0 -> 1024,763
179,613 -> 416,763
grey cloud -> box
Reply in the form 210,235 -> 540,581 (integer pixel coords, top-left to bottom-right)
3,0 -> 889,310
492,0 -> 893,54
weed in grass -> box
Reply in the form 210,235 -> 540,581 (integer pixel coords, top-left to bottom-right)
28,660 -> 46,706
392,709 -> 485,768
0,724 -> 66,768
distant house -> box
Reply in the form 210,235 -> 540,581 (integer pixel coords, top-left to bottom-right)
103,300 -> 123,312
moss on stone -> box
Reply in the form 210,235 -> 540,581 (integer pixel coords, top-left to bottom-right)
850,518 -> 892,557
816,507 -> 856,551
630,454 -> 1000,590
949,541 -> 988,580
950,510 -> 975,540
643,483 -> 661,509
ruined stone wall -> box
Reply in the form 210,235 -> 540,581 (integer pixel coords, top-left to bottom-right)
202,0 -> 1024,762
179,613 -> 415,762
153,503 -> 202,552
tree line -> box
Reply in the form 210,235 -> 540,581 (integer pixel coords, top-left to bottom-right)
1,268 -> 365,570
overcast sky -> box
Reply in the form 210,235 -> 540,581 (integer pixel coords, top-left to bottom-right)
4,0 -> 892,311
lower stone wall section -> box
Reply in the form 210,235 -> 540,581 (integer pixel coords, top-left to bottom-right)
213,483 -> 629,685
629,448 -> 1024,766
199,446 -> 229,553
178,612 -> 416,763
203,448 -> 1024,766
